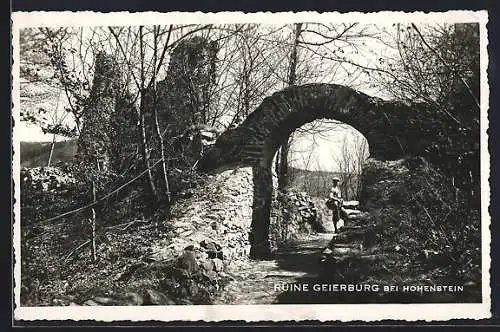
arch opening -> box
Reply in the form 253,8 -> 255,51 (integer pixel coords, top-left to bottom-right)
284,119 -> 369,201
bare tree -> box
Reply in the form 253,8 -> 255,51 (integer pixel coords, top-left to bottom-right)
217,24 -> 290,129
333,133 -> 369,200
42,93 -> 73,167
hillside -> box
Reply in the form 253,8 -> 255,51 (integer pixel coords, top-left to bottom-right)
20,140 -> 77,168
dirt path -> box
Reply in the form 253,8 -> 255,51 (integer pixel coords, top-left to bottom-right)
214,232 -> 333,304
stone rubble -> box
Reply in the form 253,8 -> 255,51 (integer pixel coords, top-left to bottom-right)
277,189 -> 332,234
21,167 -> 77,192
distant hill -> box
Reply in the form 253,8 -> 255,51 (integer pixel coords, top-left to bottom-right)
20,139 -> 77,168
18,140 -> 361,198
288,166 -> 361,200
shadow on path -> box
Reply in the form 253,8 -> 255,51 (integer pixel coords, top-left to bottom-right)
273,232 -> 481,304
216,228 -> 480,304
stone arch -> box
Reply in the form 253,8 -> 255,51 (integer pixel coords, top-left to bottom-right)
199,83 -> 429,259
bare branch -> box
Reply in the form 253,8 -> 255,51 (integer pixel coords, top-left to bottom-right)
410,23 -> 480,110
108,27 -> 142,92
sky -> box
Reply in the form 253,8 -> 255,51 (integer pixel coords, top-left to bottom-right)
18,122 -> 44,142
288,121 -> 368,172
18,121 -> 62,142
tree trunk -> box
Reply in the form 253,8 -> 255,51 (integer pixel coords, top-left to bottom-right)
250,165 -> 273,259
90,180 -> 97,263
153,100 -> 171,204
277,23 -> 302,191
277,141 -> 290,191
47,134 -> 56,167
139,99 -> 158,201
287,23 -> 302,86
152,26 -> 171,204
139,25 -> 158,202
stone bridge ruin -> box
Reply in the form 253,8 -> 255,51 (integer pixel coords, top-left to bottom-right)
198,83 -> 433,259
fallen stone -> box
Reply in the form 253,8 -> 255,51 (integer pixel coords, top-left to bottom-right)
340,225 -> 363,230
330,247 -> 361,256
342,200 -> 359,208
322,248 -> 333,255
200,239 -> 221,251
175,221 -> 194,228
217,271 -> 235,281
212,258 -> 224,272
329,254 -> 381,263
93,296 -> 117,305
177,299 -> 193,305
329,243 -> 364,250
51,299 -> 67,306
343,208 -> 362,216
202,259 -> 215,272
121,292 -> 144,306
144,289 -> 176,305
177,251 -> 199,274
83,299 -> 100,306
346,212 -> 368,221
202,270 -> 218,282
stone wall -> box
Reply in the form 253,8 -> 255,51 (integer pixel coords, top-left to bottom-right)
150,167 -> 254,264
149,165 -> 314,263
150,37 -> 219,167
20,166 -> 79,226
117,36 -> 220,187
156,36 -> 218,130
21,167 -> 77,193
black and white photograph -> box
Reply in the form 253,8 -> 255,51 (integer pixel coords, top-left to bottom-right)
12,10 -> 491,321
